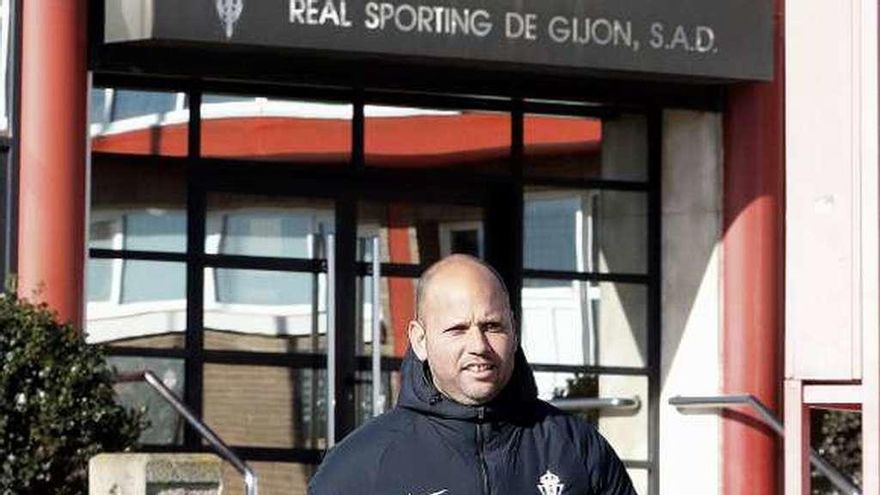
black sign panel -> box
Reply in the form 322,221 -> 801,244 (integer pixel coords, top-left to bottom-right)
106,0 -> 773,81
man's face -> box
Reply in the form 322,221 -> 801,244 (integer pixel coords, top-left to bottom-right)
409,263 -> 517,406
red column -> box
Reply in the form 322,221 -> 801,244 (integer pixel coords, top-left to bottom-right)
18,0 -> 89,324
722,0 -> 785,493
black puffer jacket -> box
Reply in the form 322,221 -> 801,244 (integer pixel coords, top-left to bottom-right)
309,348 -> 636,495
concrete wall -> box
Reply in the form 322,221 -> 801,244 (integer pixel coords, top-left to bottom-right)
659,110 -> 723,494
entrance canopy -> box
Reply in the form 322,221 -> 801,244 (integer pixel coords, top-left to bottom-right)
94,0 -> 772,101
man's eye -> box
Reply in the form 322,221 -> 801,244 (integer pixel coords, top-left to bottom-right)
483,322 -> 504,332
444,325 -> 468,334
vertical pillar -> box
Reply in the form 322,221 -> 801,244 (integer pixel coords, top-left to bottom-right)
722,0 -> 784,493
18,0 -> 88,324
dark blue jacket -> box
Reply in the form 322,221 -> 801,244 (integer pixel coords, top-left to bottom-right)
309,348 -> 637,495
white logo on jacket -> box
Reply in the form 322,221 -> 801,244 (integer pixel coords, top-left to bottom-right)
538,469 -> 564,495
216,0 -> 244,39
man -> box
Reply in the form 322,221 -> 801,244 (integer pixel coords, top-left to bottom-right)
309,255 -> 636,495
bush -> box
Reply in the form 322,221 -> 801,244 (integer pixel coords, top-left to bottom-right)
811,409 -> 862,494
0,293 -> 143,495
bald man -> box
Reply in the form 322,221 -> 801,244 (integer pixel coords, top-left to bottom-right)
309,255 -> 636,495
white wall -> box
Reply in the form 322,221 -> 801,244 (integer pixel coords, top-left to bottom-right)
659,110 -> 723,495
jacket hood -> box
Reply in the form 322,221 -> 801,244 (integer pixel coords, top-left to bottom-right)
397,345 -> 539,421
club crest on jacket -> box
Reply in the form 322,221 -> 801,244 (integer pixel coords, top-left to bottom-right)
538,469 -> 564,495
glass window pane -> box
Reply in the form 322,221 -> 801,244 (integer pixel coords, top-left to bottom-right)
354,370 -> 401,427
90,88 -> 107,125
113,89 -> 178,120
203,94 -> 255,105
90,154 -> 187,252
87,260 -> 186,349
207,194 -> 335,258
91,90 -> 187,156
524,112 -> 647,182
626,468 -> 649,495
522,281 -> 647,368
204,269 -> 327,353
357,201 -> 484,266
109,356 -> 185,446
86,258 -> 113,302
357,275 -> 414,358
201,95 -> 352,165
124,211 -> 186,252
537,372 -> 648,461
524,188 -> 647,274
203,364 -> 326,449
122,260 -> 186,303
365,105 -> 510,175
221,462 -> 317,495
214,269 -> 311,305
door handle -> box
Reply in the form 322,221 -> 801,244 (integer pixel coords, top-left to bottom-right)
325,234 -> 336,448
371,236 -> 385,416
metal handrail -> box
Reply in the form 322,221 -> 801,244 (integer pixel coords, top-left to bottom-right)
115,370 -> 258,495
551,396 -> 641,412
669,394 -> 861,495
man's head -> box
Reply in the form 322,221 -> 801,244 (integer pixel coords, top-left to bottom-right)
408,255 -> 517,406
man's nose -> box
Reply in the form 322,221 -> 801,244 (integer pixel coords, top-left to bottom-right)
464,325 -> 490,354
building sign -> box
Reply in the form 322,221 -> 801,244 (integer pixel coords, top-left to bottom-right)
105,0 -> 773,81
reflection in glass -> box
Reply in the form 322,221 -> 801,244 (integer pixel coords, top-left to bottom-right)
89,88 -> 107,125
113,90 -> 178,120
90,155 -> 187,253
524,188 -> 647,274
201,96 -> 352,164
524,113 -> 647,182
203,364 -> 326,449
535,372 -> 648,461
86,261 -> 186,349
354,370 -> 401,426
365,106 -> 510,174
91,90 -> 187,156
124,211 -> 186,252
109,356 -> 185,446
204,269 -> 327,353
357,201 -> 484,266
521,281 -> 647,368
206,194 -> 335,258
121,261 -> 186,303
356,275 -> 415,358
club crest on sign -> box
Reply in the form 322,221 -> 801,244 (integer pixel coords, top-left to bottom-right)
216,0 -> 244,39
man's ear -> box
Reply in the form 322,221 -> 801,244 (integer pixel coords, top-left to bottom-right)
408,319 -> 428,361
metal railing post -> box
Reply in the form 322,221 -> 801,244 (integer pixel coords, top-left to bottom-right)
114,370 -> 258,495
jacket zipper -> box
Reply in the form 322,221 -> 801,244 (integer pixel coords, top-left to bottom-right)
476,407 -> 489,495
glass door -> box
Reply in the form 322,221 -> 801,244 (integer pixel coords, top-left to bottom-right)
354,200 -> 487,424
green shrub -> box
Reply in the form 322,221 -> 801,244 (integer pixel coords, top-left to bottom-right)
0,293 -> 143,495
811,409 -> 862,494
